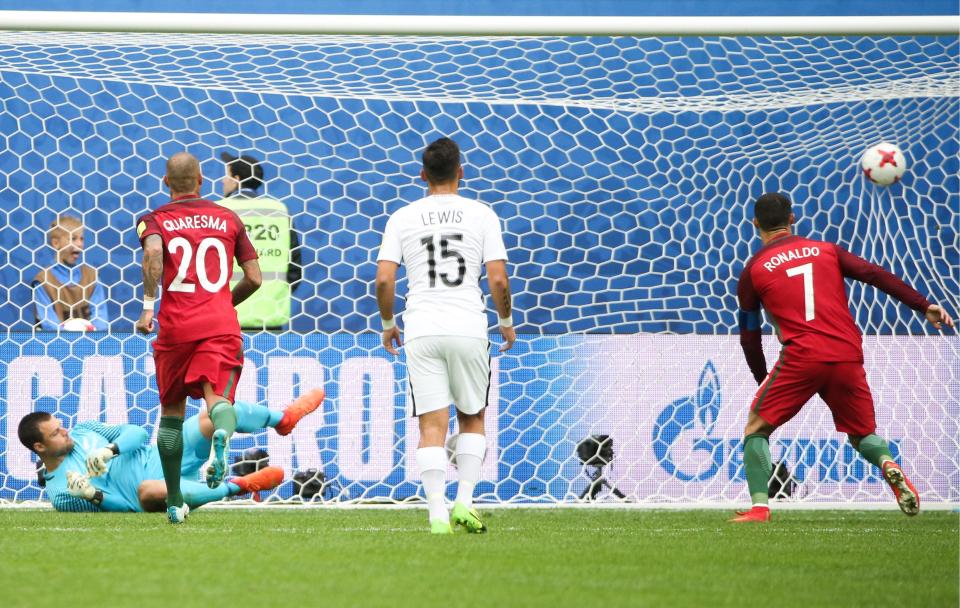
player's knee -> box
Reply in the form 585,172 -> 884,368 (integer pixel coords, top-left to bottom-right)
456,411 -> 485,434
138,482 -> 167,513
743,415 -> 774,437
848,435 -> 863,450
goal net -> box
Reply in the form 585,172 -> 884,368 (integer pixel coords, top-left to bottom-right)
0,31 -> 956,507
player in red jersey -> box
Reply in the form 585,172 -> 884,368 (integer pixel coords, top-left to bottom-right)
135,152 -> 263,524
731,193 -> 954,523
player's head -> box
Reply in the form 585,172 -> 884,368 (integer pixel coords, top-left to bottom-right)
752,192 -> 795,234
18,412 -> 73,460
48,214 -> 84,266
164,152 -> 202,197
421,137 -> 463,186
221,152 -> 264,196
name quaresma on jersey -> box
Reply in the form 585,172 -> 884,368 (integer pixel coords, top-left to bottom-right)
137,197 -> 257,344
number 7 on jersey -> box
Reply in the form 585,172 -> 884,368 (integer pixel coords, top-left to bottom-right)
786,262 -> 815,321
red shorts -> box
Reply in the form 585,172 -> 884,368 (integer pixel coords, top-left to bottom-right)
152,334 -> 243,406
751,356 -> 876,436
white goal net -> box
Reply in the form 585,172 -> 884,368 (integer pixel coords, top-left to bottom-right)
0,31 -> 957,506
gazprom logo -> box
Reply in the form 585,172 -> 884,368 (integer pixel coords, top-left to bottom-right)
652,361 -> 722,481
651,361 -> 898,484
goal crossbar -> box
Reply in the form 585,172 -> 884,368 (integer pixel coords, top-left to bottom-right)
1,11 -> 959,35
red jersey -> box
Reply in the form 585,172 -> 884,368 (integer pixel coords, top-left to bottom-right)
137,196 -> 257,344
737,234 -> 930,383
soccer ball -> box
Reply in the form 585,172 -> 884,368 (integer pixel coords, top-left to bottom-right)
60,318 -> 95,332
860,142 -> 907,186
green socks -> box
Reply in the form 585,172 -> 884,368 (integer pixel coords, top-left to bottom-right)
854,434 -> 895,468
157,416 -> 185,508
743,433 -> 773,506
209,400 -> 237,438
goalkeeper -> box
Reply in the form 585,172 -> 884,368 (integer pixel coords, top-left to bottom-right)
17,390 -> 322,513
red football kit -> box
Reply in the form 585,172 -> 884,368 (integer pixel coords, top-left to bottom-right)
738,234 -> 930,435
137,196 -> 258,405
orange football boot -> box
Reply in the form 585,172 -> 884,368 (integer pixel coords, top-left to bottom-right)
275,388 -> 325,436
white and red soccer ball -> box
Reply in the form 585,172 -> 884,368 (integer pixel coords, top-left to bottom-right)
861,142 -> 907,186
60,318 -> 95,332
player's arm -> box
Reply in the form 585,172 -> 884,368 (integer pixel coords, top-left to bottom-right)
737,267 -> 768,385
375,260 -> 402,355
483,210 -> 515,352
375,216 -> 403,355
486,260 -> 515,352
836,245 -> 955,331
232,216 -> 262,306
136,233 -> 163,334
53,484 -> 104,513
58,472 -> 134,512
232,258 -> 262,307
76,421 -> 149,477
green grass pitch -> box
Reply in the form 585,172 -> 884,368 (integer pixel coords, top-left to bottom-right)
0,508 -> 956,607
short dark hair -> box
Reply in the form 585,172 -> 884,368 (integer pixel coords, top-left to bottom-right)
19,411 -> 52,454
221,152 -> 264,191
422,138 -> 461,184
753,192 -> 793,231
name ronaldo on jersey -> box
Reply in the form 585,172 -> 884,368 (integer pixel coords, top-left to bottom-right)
762,246 -> 821,272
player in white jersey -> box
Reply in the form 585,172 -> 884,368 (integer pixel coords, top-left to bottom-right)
376,137 -> 515,534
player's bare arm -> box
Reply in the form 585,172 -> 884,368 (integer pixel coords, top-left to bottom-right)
231,258 -> 263,307
486,259 -> 515,352
136,233 -> 163,334
375,260 -> 402,355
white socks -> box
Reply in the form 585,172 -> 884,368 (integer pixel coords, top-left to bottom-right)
416,446 -> 448,522
454,433 -> 486,508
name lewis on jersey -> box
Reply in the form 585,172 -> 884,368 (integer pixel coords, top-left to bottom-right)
162,215 -> 228,233
763,246 -> 820,272
421,210 -> 463,226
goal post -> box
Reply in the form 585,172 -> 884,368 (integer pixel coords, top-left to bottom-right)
0,20 -> 956,508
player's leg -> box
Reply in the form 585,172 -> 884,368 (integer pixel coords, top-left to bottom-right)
187,335 -> 244,489
137,478 -> 234,511
822,362 -> 919,515
730,357 -> 819,523
418,409 -> 452,534
138,468 -> 284,511
407,337 -> 454,534
447,338 -> 491,533
153,340 -> 191,524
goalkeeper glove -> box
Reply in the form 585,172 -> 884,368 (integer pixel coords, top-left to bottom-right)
86,444 -> 118,477
67,471 -> 96,500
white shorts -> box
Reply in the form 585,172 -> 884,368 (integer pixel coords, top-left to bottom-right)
405,336 -> 491,417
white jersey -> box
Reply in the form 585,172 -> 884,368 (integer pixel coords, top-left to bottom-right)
377,193 -> 507,341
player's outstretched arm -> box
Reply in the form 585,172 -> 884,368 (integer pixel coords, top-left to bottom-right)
78,421 -> 150,477
486,260 -> 515,352
375,260 -> 402,355
136,234 -> 163,334
232,258 -> 263,307
925,304 -> 955,331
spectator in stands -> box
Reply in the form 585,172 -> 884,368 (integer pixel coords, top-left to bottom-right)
218,152 -> 303,330
33,214 -> 108,331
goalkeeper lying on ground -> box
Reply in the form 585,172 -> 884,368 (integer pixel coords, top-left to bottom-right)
17,390 -> 323,513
